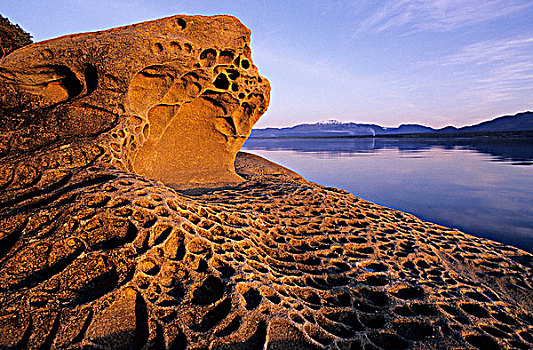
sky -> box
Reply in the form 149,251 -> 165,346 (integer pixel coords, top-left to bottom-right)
2,0 -> 532,128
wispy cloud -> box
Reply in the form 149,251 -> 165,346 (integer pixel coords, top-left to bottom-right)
442,36 -> 533,103
353,0 -> 532,35
443,37 -> 533,65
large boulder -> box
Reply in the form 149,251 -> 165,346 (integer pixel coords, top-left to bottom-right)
0,15 -> 269,189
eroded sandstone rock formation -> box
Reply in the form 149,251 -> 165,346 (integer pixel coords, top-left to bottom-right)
1,15 -> 532,350
0,15 -> 269,189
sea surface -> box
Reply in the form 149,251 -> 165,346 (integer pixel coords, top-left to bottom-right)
242,137 -> 533,253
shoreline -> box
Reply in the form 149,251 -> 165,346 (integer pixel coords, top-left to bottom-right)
249,129 -> 533,140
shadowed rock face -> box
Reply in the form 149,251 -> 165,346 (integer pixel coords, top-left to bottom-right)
1,16 -> 533,350
0,15 -> 269,189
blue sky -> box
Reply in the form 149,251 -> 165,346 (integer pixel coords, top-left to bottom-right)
3,0 -> 532,128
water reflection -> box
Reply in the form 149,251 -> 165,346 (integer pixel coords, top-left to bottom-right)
244,137 -> 533,165
243,137 -> 533,253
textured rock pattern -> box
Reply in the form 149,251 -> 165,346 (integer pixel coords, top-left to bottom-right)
1,15 -> 533,350
0,168 -> 532,349
0,15 -> 269,188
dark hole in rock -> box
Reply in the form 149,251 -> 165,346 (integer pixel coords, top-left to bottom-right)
456,315 -> 471,325
215,264 -> 235,279
177,18 -> 186,30
393,305 -> 416,317
465,334 -> 501,350
493,323 -> 513,334
392,320 -> 433,340
491,312 -> 516,325
302,310 -> 315,324
200,48 -> 216,60
316,315 -> 355,338
325,292 -> 352,307
215,316 -> 241,337
302,290 -> 321,305
393,286 -> 424,300
415,260 -> 430,268
190,298 -> 232,332
349,237 -> 367,244
243,288 -> 262,310
465,291 -> 490,303
480,325 -> 509,339
361,262 -> 388,272
226,69 -> 240,80
460,303 -> 489,318
356,246 -> 374,254
410,303 -> 437,316
218,50 -> 234,63
359,288 -> 388,307
363,275 -> 388,287
213,74 -> 230,90
439,304 -> 459,315
519,330 -> 533,343
508,340 -> 530,349
52,65 -> 82,98
367,332 -> 408,350
304,324 -> 333,346
359,314 -> 386,329
402,261 -> 416,270
353,301 -> 379,313
84,64 -> 98,94
200,48 -> 217,67
332,262 -> 351,272
291,313 -> 305,324
241,59 -> 250,69
170,41 -> 181,50
231,83 -> 239,92
266,294 -> 281,304
191,276 -> 225,306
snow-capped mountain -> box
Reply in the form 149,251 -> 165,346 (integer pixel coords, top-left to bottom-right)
250,112 -> 533,138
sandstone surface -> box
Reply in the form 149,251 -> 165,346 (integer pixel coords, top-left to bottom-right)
0,14 -> 269,189
1,15 -> 532,350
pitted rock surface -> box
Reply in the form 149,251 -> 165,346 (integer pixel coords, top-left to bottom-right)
1,15 -> 533,350
0,14 -> 269,189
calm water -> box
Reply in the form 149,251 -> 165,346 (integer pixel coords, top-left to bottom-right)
243,137 -> 533,253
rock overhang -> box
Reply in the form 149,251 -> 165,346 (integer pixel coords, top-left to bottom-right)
0,14 -> 270,189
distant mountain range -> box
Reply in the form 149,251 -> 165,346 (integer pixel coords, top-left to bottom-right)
250,111 -> 533,138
